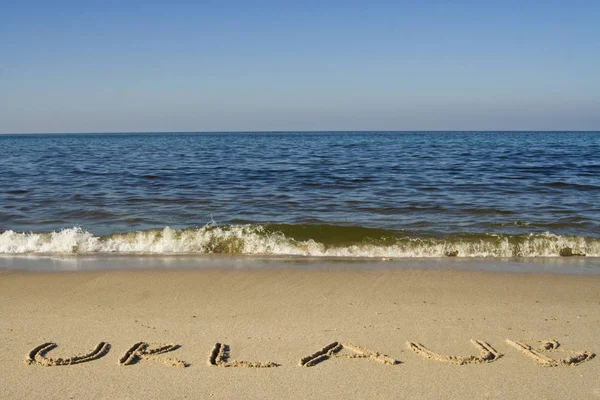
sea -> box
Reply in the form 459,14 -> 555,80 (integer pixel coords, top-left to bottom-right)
1,132 -> 599,272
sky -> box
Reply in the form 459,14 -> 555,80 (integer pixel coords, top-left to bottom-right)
1,0 -> 599,133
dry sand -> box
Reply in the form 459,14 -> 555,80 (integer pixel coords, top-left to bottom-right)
0,268 -> 599,399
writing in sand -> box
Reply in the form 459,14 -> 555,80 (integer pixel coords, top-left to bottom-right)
24,338 -> 595,368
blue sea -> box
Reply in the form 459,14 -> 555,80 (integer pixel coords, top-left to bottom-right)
0,132 -> 599,263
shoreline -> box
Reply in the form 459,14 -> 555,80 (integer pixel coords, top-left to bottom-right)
1,254 -> 599,275
1,268 -> 599,399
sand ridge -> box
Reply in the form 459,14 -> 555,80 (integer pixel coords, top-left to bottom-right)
299,342 -> 400,367
118,342 -> 188,367
505,339 -> 596,367
406,339 -> 503,365
25,342 -> 110,366
207,343 -> 279,368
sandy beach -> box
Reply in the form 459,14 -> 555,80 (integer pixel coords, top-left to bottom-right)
0,267 -> 598,399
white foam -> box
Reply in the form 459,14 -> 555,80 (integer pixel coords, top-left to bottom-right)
0,226 -> 598,257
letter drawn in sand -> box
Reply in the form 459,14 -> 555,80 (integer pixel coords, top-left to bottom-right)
406,340 -> 503,365
208,343 -> 279,368
119,342 -> 188,367
505,339 -> 595,367
25,342 -> 110,366
299,342 -> 400,367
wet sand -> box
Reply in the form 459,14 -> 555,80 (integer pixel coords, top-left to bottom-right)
1,268 -> 599,399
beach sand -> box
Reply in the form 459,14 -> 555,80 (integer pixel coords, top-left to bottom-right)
1,268 -> 599,399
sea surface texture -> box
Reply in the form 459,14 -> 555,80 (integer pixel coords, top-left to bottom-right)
0,132 -> 599,257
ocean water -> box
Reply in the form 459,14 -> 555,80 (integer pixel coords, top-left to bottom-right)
0,132 -> 599,258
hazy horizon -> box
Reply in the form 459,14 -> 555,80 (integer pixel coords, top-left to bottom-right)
2,130 -> 600,136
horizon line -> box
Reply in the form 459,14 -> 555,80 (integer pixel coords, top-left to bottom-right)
1,130 -> 600,135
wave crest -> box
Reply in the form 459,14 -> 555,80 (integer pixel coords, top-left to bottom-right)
0,225 -> 598,257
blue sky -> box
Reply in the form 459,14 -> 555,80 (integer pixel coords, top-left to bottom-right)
1,0 -> 599,133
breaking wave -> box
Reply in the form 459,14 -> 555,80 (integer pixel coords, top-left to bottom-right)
0,225 -> 598,257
